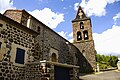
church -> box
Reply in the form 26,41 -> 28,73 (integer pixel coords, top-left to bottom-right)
0,6 -> 96,80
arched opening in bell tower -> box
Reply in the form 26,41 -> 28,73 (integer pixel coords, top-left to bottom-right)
83,30 -> 89,40
77,32 -> 82,41
80,22 -> 84,29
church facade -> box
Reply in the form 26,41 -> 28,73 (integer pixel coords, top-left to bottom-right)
0,6 -> 96,80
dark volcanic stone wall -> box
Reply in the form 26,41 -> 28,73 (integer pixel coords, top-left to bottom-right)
0,16 -> 37,79
3,10 -> 79,66
0,61 -> 25,80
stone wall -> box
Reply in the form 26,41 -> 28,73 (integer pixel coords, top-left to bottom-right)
72,19 -> 93,42
72,7 -> 96,72
4,10 -> 22,23
25,63 -> 42,80
1,8 -> 97,79
16,11 -> 78,65
0,61 -> 25,80
3,10 -> 79,66
73,41 -> 96,72
0,15 -> 37,79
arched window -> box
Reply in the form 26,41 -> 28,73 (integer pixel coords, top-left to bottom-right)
80,22 -> 84,29
83,30 -> 89,40
77,32 -> 82,41
51,53 -> 57,62
27,17 -> 31,28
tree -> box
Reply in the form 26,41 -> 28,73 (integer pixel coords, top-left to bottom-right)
96,54 -> 119,69
109,56 -> 118,67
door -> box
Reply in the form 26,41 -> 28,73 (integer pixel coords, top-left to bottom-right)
54,66 -> 71,80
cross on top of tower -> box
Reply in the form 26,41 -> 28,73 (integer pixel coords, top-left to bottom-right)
78,10 -> 83,19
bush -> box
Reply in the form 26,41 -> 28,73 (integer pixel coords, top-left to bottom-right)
96,54 -> 119,69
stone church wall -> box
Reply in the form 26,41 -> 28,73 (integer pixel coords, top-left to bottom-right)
3,10 -> 23,23
3,10 -> 80,66
73,41 -> 96,72
17,11 -> 79,65
0,15 -> 37,79
0,10 -> 81,79
0,7 -> 97,80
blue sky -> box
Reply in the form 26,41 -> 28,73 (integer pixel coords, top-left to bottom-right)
0,0 -> 120,58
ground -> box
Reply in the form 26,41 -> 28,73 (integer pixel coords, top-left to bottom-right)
79,70 -> 120,80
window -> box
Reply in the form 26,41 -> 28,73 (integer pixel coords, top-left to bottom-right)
77,32 -> 82,41
80,22 -> 84,29
15,48 -> 25,64
37,26 -> 40,33
51,53 -> 57,62
0,23 -> 3,27
27,16 -> 31,28
83,30 -> 89,40
0,42 -> 2,48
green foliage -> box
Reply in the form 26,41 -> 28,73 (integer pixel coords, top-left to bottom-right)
96,54 -> 119,69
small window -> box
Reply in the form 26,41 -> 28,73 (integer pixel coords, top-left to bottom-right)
15,48 -> 25,64
80,22 -> 84,29
83,30 -> 89,40
51,53 -> 57,62
37,26 -> 40,33
0,23 -> 3,27
77,32 -> 82,41
0,42 -> 2,48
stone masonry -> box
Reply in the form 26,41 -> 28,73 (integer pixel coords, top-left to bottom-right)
72,6 -> 96,72
0,6 -> 96,80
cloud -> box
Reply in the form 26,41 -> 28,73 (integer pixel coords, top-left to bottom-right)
74,0 -> 120,16
29,8 -> 64,29
63,7 -> 67,10
74,3 -> 79,11
58,31 -> 67,39
0,0 -> 16,13
106,0 -> 120,4
68,32 -> 73,37
113,12 -> 120,24
68,38 -> 73,43
93,25 -> 120,56
57,31 -> 74,42
68,32 -> 73,43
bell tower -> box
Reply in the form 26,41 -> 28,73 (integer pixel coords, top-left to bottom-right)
72,6 -> 96,72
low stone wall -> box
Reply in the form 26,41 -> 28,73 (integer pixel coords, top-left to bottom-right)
25,62 -> 51,80
0,61 -> 25,80
25,63 -> 42,80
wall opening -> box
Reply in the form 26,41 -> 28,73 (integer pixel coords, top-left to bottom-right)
37,26 -> 40,33
0,42 -> 2,48
83,30 -> 89,40
77,32 -> 82,41
51,53 -> 57,62
27,16 -> 31,28
0,23 -> 3,27
80,22 -> 84,29
15,48 -> 25,64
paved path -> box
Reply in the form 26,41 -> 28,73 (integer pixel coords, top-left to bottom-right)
79,70 -> 120,80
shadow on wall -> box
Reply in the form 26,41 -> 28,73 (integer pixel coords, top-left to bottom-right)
76,50 -> 94,73
58,41 -> 94,73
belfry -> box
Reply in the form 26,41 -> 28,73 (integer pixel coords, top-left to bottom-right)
72,6 -> 96,72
